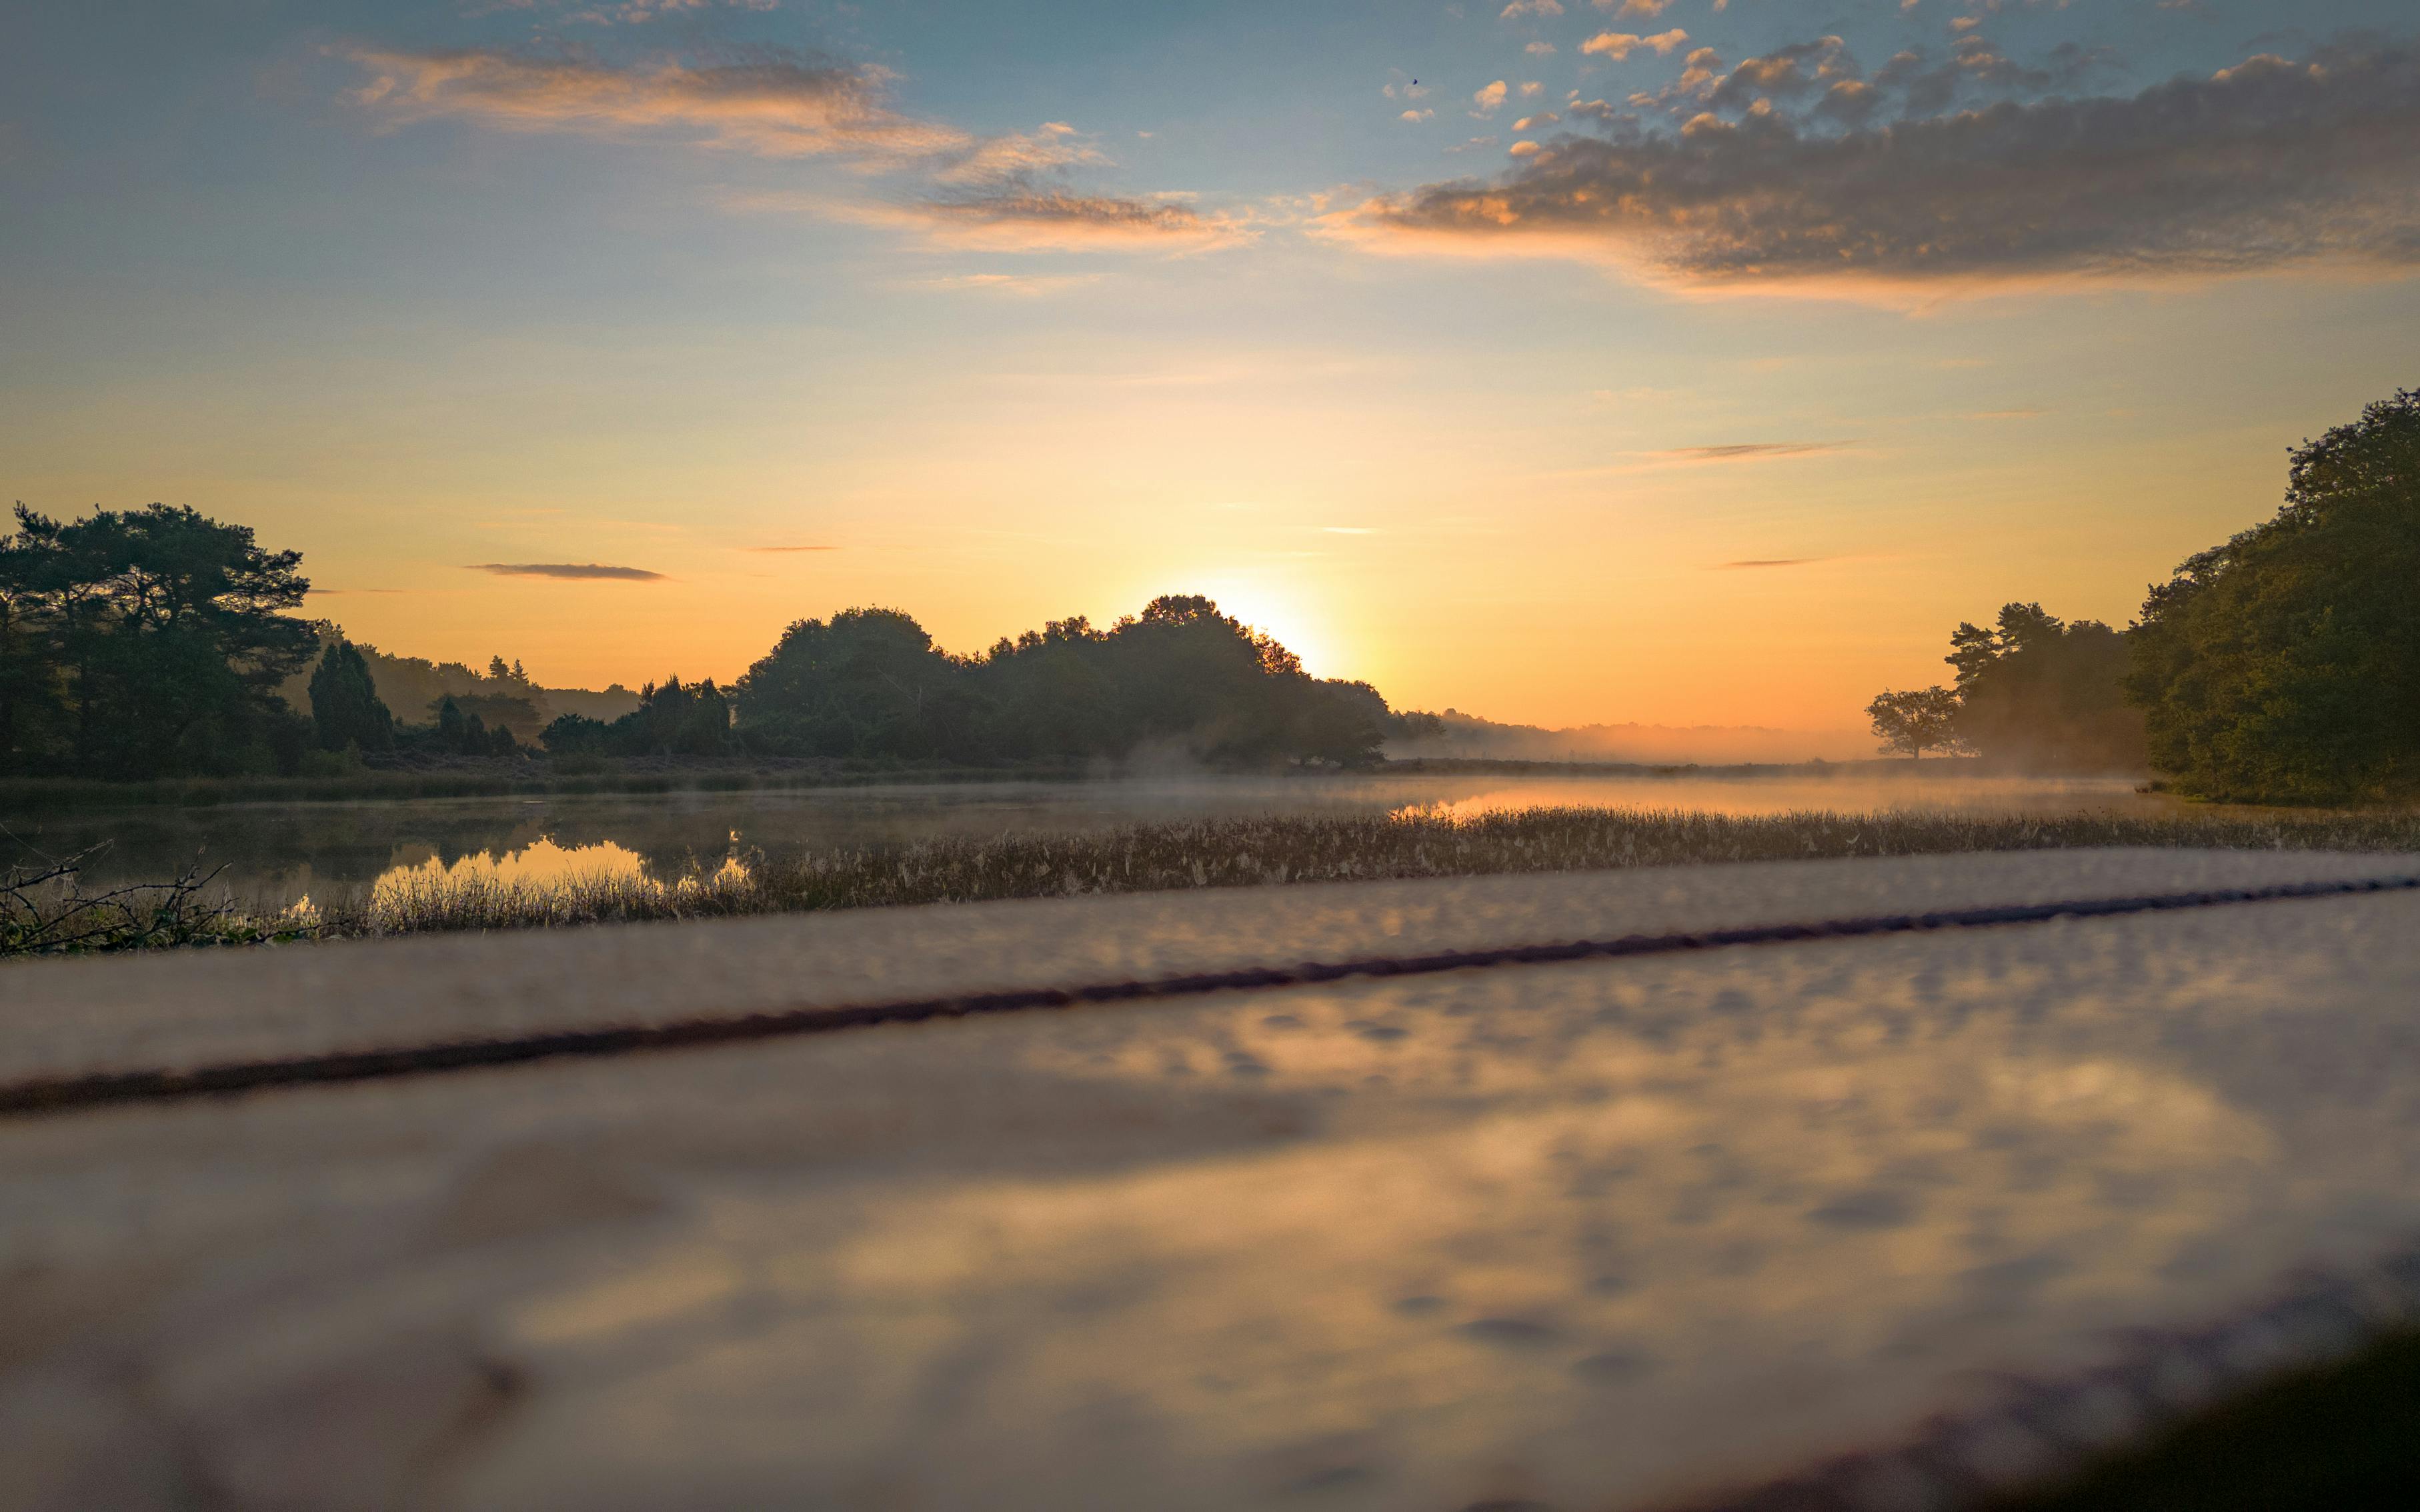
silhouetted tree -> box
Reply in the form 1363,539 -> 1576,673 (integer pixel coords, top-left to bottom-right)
2129,388 -> 2420,801
734,609 -> 976,759
730,596 -> 1402,767
1866,687 -> 1965,759
0,503 -> 314,776
1946,603 -> 2146,771
541,677 -> 730,757
307,639 -> 395,753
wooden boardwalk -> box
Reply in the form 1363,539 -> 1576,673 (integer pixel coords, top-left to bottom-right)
7,850 -> 2420,1511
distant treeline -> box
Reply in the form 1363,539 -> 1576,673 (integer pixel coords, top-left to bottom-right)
0,506 -> 1431,778
1867,386 -> 2419,803
539,597 -> 1436,767
280,635 -> 640,743
0,503 -> 647,779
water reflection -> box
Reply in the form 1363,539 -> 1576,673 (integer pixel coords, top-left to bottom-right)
11,771 -> 2181,903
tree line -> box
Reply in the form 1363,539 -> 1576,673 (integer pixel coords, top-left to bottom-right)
1868,387 -> 2419,803
0,507 -> 1434,776
540,597 -> 1437,766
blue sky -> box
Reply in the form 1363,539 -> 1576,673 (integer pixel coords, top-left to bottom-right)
5,1 -> 2417,731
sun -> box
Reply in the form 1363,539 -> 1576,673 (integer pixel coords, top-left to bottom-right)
1187,575 -> 1342,679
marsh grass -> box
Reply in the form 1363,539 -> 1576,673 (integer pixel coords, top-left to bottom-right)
13,803 -> 2420,957
298,804 -> 2420,941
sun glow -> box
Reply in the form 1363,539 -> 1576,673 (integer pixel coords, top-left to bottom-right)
1185,575 -> 1344,681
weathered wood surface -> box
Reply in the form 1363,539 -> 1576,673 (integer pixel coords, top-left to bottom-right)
6,850 -> 2420,1511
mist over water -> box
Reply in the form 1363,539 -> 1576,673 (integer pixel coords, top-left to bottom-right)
7,770 -> 2205,906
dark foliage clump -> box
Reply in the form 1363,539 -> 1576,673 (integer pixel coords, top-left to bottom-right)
541,676 -> 734,758
1949,603 -> 2146,771
708,594 -> 1414,768
2129,389 -> 2420,803
306,638 -> 395,754
0,503 -> 316,777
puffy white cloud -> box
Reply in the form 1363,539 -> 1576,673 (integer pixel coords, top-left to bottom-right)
1580,29 -> 1689,61
1471,79 -> 1509,117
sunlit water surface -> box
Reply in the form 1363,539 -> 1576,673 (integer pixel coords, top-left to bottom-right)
10,771 -> 2191,904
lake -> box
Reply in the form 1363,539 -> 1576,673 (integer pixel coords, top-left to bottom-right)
3,769 -> 2197,908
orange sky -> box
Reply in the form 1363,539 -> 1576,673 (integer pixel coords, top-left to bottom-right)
7,1 -> 2417,733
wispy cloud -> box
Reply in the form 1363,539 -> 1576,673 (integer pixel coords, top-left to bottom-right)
738,187 -> 1254,252
1324,42 -> 2420,295
1659,441 -> 1852,461
337,44 -> 1224,256
744,544 -> 840,553
337,45 -> 962,164
469,562 -> 668,580
1714,557 -> 1829,569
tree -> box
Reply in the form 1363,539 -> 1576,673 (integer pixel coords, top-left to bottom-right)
2128,389 -> 2420,802
1866,686 -> 1965,759
539,677 -> 729,757
733,609 -> 974,759
1945,603 -> 2146,771
306,639 -> 395,753
0,503 -> 315,777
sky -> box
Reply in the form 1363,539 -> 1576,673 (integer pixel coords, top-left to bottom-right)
5,0 -> 2418,735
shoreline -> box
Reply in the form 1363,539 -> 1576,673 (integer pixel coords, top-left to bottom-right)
0,753 -> 2156,815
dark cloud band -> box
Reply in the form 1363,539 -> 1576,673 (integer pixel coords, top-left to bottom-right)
469,563 -> 667,581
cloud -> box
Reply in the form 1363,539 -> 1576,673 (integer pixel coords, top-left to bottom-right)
1658,442 -> 1852,461
1599,0 -> 1673,13
746,544 -> 841,551
773,188 -> 1254,253
1580,30 -> 1688,61
927,121 -> 1108,185
1526,41 -> 1558,57
1325,43 -> 2420,295
1471,80 -> 1508,118
336,44 -> 964,165
338,45 -> 1219,256
1500,0 -> 1563,15
1715,557 -> 1827,569
1401,107 -> 1435,122
470,562 -> 668,580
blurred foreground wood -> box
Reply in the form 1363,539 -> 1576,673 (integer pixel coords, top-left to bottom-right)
7,849 -> 2420,1511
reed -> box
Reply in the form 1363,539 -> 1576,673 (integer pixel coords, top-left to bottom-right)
314,805 -> 2420,939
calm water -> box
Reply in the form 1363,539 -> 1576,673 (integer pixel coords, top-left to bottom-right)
8,770 -> 2187,905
